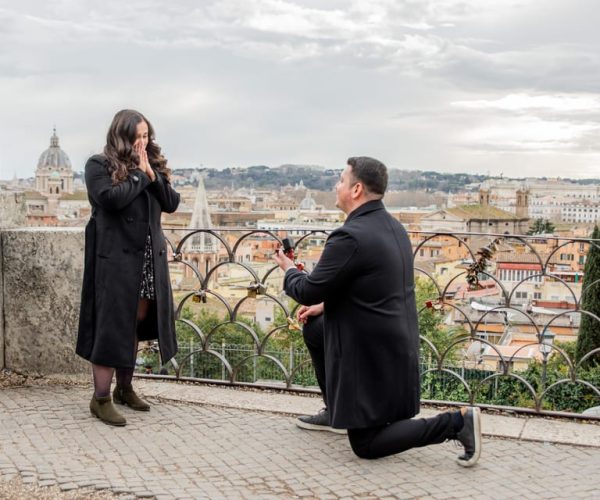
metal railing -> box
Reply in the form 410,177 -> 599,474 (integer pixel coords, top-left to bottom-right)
137,227 -> 600,419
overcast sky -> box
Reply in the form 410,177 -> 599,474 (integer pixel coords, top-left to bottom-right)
1,0 -> 600,180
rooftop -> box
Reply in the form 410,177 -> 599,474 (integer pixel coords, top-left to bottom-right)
59,191 -> 89,201
24,190 -> 48,201
447,204 -> 522,220
495,250 -> 560,264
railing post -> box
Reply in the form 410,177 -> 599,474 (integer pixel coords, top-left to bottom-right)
289,344 -> 294,383
190,337 -> 194,377
221,339 -> 225,381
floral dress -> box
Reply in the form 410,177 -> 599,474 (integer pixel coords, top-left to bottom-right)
139,232 -> 155,299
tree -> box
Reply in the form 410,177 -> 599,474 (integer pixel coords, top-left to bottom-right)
527,218 -> 555,235
576,226 -> 600,366
415,277 -> 466,363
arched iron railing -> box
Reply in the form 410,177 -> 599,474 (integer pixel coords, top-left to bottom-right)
136,228 -> 600,420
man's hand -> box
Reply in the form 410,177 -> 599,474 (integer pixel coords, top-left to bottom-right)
273,248 -> 295,272
297,303 -> 324,324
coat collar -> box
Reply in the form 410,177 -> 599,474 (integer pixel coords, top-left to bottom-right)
344,199 -> 385,224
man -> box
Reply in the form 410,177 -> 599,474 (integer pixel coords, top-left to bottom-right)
274,157 -> 481,466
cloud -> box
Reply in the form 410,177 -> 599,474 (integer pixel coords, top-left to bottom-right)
452,94 -> 600,113
1,0 -> 600,180
450,93 -> 600,154
0,1 -> 511,71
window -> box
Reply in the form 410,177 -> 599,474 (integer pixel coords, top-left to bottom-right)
579,255 -> 586,265
534,292 -> 542,300
515,291 -> 528,299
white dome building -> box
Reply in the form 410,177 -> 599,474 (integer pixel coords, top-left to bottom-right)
298,190 -> 317,211
35,128 -> 74,196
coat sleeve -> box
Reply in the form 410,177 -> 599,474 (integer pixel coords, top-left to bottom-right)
148,170 -> 180,214
85,156 -> 152,212
284,229 -> 358,305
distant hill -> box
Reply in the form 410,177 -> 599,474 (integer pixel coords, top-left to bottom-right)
173,165 -> 489,192
73,164 -> 600,192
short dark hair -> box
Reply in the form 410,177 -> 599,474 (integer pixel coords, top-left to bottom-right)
347,156 -> 388,196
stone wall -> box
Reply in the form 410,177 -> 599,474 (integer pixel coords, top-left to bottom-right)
0,234 -> 3,369
0,190 -> 27,369
1,228 -> 88,374
0,190 -> 27,229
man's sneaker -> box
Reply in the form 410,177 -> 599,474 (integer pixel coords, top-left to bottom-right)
455,407 -> 482,467
296,408 -> 346,434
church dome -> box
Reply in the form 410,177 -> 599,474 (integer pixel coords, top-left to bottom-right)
37,129 -> 72,171
299,190 -> 317,210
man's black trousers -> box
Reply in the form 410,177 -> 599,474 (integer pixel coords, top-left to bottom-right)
302,314 -> 460,459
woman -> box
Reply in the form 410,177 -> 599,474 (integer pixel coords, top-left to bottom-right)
77,109 -> 180,426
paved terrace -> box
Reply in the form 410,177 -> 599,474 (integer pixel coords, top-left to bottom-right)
1,374 -> 599,499
1,224 -> 600,498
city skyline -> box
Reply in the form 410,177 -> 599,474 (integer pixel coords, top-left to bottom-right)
1,0 -> 600,180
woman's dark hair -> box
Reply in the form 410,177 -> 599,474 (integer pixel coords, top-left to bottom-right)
104,109 -> 171,184
347,156 -> 388,196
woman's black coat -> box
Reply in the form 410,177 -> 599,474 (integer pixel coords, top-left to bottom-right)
76,154 -> 180,368
284,200 -> 420,429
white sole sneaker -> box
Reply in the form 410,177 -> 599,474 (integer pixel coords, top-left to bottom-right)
457,407 -> 481,467
295,419 -> 347,434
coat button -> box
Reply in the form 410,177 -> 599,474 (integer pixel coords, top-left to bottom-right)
126,217 -> 133,223
159,249 -> 165,256
132,175 -> 139,182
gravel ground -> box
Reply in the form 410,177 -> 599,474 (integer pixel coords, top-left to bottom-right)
0,369 -> 90,389
0,477 -> 124,499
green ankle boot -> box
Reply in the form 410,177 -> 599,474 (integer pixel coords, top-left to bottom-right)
113,384 -> 150,411
90,394 -> 126,426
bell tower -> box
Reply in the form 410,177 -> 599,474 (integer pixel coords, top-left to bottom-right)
479,187 -> 490,206
516,187 -> 529,218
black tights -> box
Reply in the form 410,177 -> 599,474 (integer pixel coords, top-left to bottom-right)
92,366 -> 135,398
347,412 -> 461,459
92,299 -> 152,397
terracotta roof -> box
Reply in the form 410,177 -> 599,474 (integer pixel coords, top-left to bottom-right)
496,251 -> 559,264
447,205 -> 522,221
59,191 -> 88,201
24,191 -> 48,200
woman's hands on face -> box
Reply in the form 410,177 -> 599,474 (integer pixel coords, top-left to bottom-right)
133,141 -> 155,181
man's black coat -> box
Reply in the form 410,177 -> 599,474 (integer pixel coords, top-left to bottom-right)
284,200 -> 420,429
76,155 -> 180,368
